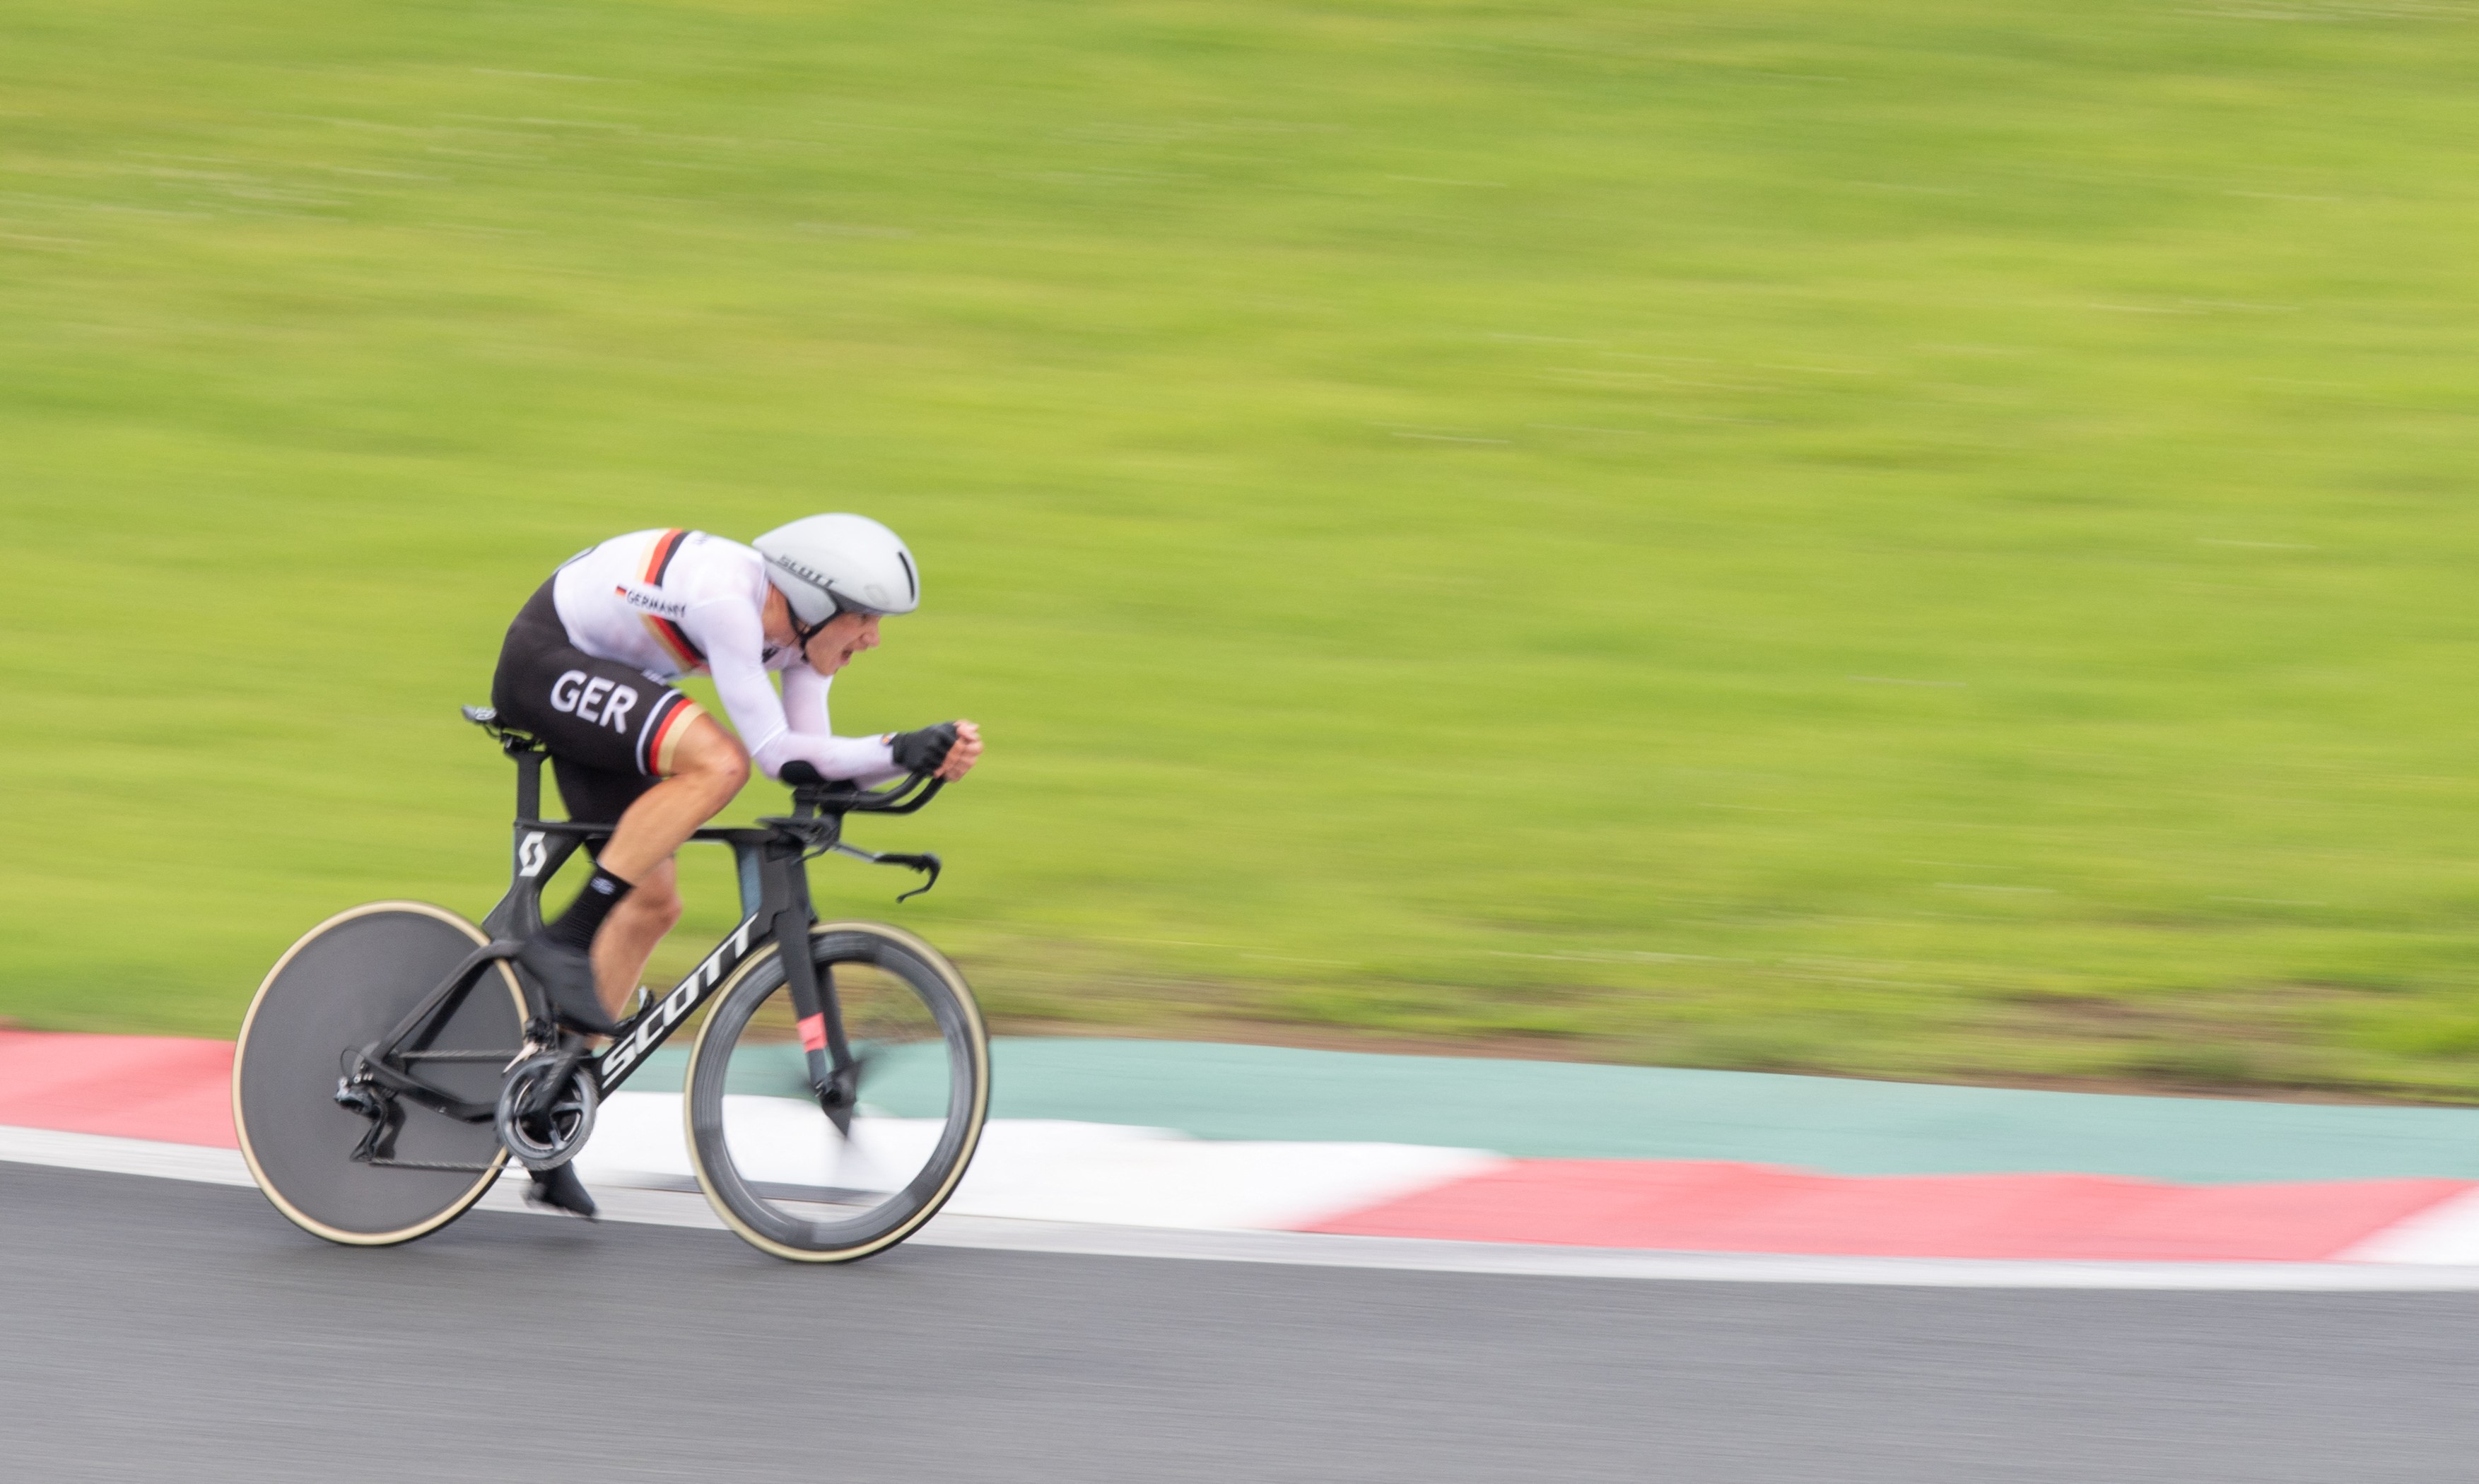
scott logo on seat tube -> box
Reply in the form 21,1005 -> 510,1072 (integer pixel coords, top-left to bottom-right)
517,831 -> 548,878
548,669 -> 640,734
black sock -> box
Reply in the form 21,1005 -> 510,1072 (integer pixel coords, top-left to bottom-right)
545,864 -> 634,952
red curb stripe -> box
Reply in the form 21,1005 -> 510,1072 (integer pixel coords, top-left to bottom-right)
1303,1159 -> 2475,1262
0,1031 -> 237,1148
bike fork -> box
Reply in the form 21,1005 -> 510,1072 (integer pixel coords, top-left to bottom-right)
773,907 -> 860,1135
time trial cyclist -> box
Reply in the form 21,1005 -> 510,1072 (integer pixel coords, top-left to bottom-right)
487,514 -> 982,1216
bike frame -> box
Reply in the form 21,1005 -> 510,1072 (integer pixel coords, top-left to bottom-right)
337,717 -> 942,1157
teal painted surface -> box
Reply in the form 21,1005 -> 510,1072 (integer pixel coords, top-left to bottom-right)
626,1037 -> 2479,1183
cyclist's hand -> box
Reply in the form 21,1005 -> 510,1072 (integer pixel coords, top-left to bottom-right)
888,720 -> 983,779
937,719 -> 983,781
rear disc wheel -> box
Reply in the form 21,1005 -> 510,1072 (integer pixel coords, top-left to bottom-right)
233,902 -> 525,1245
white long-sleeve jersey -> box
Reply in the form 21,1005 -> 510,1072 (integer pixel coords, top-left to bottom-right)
550,528 -> 900,782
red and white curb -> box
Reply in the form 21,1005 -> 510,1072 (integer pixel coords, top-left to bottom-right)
569,1091 -> 2479,1268
14,1030 -> 2479,1286
17,1121 -> 2479,1290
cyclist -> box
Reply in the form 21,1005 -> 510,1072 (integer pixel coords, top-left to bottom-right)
489,514 -> 981,1216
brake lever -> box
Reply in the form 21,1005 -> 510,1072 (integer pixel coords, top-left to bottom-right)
881,852 -> 942,903
828,842 -> 944,902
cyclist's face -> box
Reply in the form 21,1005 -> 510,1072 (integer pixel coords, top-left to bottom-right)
804,612 -> 881,675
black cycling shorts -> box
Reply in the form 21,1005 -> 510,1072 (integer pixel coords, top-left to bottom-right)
490,580 -> 706,823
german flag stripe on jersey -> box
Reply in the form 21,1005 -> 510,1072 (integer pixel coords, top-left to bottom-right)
643,527 -> 690,585
635,690 -> 701,775
636,529 -> 705,670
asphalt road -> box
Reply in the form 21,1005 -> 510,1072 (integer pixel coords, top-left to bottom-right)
7,1161 -> 2479,1483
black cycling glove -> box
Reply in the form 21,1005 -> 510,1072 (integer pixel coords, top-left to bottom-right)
888,722 -> 961,774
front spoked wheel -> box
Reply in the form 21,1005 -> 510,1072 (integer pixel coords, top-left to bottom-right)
684,921 -> 990,1262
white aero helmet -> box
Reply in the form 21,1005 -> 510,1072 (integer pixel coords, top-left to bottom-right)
752,513 -> 921,626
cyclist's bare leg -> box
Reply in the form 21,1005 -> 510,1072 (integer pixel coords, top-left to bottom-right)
591,856 -> 681,1018
590,715 -> 749,1018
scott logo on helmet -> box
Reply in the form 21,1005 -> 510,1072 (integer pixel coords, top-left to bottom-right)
548,669 -> 640,734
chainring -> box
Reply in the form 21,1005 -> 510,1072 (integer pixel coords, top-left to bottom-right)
493,1052 -> 600,1172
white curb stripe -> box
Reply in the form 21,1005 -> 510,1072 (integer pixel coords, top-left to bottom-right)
2338,1186 -> 2479,1265
576,1091 -> 1505,1232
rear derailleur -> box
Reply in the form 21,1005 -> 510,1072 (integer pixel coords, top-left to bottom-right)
335,1060 -> 406,1165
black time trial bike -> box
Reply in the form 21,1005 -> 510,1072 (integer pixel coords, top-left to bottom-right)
230,707 -> 990,1262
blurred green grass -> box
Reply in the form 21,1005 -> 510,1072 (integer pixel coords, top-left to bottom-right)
8,0 -> 2479,1095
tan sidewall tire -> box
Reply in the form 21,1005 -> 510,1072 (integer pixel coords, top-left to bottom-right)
684,919 -> 990,1263
232,900 -> 522,1247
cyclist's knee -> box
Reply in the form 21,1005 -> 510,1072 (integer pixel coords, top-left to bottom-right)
672,717 -> 751,794
703,747 -> 751,797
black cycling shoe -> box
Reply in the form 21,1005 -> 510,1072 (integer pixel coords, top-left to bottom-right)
523,1162 -> 599,1221
513,932 -> 621,1036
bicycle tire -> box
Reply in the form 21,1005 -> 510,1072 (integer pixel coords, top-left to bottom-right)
233,901 -> 526,1246
684,921 -> 990,1262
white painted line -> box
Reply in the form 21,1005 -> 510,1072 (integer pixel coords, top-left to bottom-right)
471,1174 -> 729,1230
0,1124 -> 734,1230
899,1218 -> 2479,1291
0,1126 -> 253,1186
23,1124 -> 2479,1290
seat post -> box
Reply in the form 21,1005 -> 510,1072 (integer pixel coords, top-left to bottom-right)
512,747 -> 544,822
